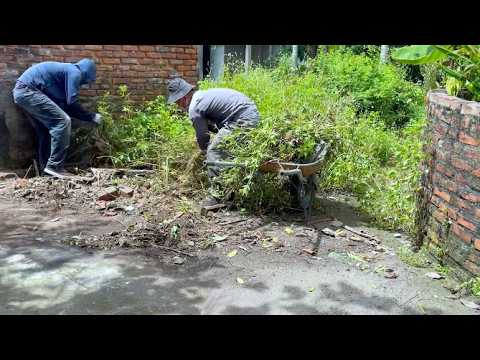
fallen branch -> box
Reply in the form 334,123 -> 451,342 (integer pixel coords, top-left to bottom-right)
343,225 -> 379,242
218,218 -> 249,226
310,217 -> 335,225
401,293 -> 420,306
23,165 -> 32,179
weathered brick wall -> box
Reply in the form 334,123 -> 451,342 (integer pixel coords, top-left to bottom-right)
420,91 -> 480,276
0,45 -> 199,102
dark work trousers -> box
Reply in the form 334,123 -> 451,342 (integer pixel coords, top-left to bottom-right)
13,84 -> 71,172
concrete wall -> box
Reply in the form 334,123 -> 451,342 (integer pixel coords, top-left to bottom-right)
419,91 -> 480,276
0,45 -> 199,168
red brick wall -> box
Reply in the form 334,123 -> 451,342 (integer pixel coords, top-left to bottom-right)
420,91 -> 480,276
0,45 -> 198,103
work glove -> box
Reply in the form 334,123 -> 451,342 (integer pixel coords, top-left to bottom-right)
92,113 -> 103,126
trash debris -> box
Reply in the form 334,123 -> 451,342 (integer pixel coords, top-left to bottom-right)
96,200 -> 107,210
98,186 -> 120,201
261,241 -> 272,248
349,235 -> 364,242
394,233 -> 402,238
384,268 -> 399,279
343,225 -> 380,243
118,185 -> 134,197
0,172 -> 18,181
302,248 -> 316,256
123,205 -> 135,214
284,226 -> 294,235
50,217 -> 61,222
14,178 -> 29,189
308,287 -> 315,293
227,249 -> 238,258
460,299 -> 480,310
425,272 -> 444,280
335,229 -> 346,237
322,228 -> 336,237
211,234 -> 228,242
238,246 -> 249,252
236,277 -> 245,284
173,256 -> 185,265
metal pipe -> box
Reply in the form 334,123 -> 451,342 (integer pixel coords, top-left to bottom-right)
210,45 -> 225,81
380,45 -> 389,64
245,45 -> 252,72
292,45 -> 299,68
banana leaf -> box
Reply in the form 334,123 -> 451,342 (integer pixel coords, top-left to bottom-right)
391,45 -> 447,64
433,45 -> 475,64
441,65 -> 467,81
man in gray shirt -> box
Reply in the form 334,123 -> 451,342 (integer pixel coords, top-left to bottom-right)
167,77 -> 259,208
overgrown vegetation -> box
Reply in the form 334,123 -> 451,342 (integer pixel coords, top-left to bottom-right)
98,48 -> 426,233
97,85 -> 203,191
310,48 -> 424,128
199,49 -> 425,232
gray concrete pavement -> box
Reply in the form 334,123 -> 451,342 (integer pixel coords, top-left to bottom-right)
0,199 -> 476,315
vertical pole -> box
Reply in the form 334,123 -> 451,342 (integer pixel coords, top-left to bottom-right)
292,45 -> 299,68
196,45 -> 203,81
210,45 -> 225,81
245,45 -> 252,72
380,45 -> 389,64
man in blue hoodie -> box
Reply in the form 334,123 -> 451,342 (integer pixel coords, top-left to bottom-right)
12,58 -> 103,179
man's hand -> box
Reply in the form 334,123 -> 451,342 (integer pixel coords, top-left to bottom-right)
92,113 -> 103,126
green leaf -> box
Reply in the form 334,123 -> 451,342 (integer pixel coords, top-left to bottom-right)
391,45 -> 447,64
433,45 -> 474,64
284,226 -> 295,235
441,66 -> 467,81
227,249 -> 238,258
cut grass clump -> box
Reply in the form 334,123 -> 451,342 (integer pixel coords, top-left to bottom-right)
97,85 -> 205,192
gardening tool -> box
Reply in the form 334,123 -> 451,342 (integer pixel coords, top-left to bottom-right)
205,141 -> 329,224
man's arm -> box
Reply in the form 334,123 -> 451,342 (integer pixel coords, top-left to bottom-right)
192,116 -> 210,152
63,69 -> 97,122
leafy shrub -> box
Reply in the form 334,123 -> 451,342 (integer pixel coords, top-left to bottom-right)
320,114 -> 425,232
97,85 -> 198,186
200,61 -> 425,232
308,48 -> 424,128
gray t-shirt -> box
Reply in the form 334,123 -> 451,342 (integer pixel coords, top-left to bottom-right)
188,88 -> 259,150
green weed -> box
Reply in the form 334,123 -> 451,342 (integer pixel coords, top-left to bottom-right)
397,245 -> 430,268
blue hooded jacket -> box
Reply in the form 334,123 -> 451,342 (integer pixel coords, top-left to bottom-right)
17,58 -> 97,121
